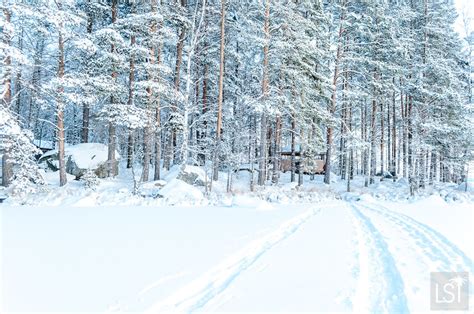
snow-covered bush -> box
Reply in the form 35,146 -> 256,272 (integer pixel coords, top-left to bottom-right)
0,106 -> 44,198
81,169 -> 100,190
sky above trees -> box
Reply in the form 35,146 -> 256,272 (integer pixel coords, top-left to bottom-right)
455,0 -> 473,36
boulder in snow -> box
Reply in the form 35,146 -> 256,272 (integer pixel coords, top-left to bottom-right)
176,165 -> 209,187
39,143 -> 120,179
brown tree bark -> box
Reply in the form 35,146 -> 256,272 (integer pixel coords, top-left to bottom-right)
57,0 -> 67,187
392,78 -> 397,179
290,112 -> 296,183
107,0 -> 119,177
380,102 -> 384,175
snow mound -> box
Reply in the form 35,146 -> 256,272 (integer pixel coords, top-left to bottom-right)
232,195 -> 275,211
341,192 -> 361,201
358,194 -> 376,203
79,143 -> 119,168
39,169 -> 75,185
158,179 -> 204,205
282,182 -> 299,191
140,180 -> 167,197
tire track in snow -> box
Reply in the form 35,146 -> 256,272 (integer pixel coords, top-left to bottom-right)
145,206 -> 325,314
349,203 -> 409,313
358,202 -> 474,274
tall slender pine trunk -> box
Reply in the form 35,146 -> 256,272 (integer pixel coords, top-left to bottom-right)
81,2 -> 93,143
57,0 -> 67,187
213,0 -> 226,181
107,0 -> 119,177
324,2 -> 345,184
1,5 -> 12,187
258,0 -> 270,186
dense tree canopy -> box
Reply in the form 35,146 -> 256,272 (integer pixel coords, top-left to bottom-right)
1,0 -> 472,194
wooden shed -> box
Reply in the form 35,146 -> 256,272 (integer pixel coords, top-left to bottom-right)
279,145 -> 326,174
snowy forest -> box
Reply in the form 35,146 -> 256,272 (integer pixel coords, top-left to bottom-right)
0,0 -> 473,198
2,1 -> 474,313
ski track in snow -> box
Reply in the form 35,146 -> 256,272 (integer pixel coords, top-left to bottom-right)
351,201 -> 473,313
349,203 -> 410,313
358,202 -> 474,274
144,206 -> 326,314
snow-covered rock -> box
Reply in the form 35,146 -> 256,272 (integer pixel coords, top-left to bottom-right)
39,143 -> 120,179
176,165 -> 209,187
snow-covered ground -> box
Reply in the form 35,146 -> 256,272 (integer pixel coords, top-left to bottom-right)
3,162 -> 473,207
1,164 -> 473,312
1,195 -> 473,313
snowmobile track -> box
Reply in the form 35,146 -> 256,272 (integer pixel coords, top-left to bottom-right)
145,206 -> 327,313
349,203 -> 409,313
358,202 -> 473,274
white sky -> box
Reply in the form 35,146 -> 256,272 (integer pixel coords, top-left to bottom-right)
454,0 -> 474,37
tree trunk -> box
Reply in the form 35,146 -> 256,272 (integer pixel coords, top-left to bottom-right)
324,2 -> 345,184
81,5 -> 93,143
153,1 -> 163,181
142,1 -> 158,183
369,71 -> 378,185
339,101 -> 346,179
380,102 -> 384,175
392,79 -> 397,179
197,63 -> 208,165
258,0 -> 270,186
347,98 -> 353,191
153,63 -> 162,181
1,5 -> 12,186
168,1 -> 187,168
57,1 -> 67,187
290,113 -> 296,183
272,115 -> 281,184
250,115 -> 256,191
28,36 -> 44,131
363,102 -> 369,187
107,0 -> 119,177
402,93 -> 407,178
180,0 -> 206,167
14,28 -> 23,116
430,151 -> 437,184
126,23 -> 136,169
213,0 -> 226,181
298,129 -> 304,187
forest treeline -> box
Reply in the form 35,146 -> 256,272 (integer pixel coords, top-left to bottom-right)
1,0 -> 473,195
